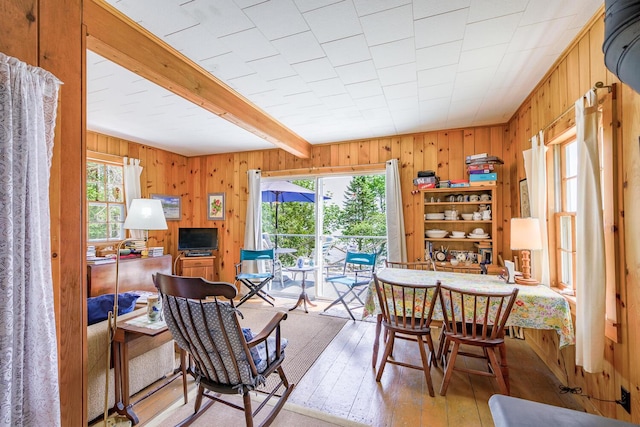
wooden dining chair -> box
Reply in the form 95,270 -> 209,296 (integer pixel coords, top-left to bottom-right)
437,283 -> 519,396
154,273 -> 294,427
384,260 -> 437,271
373,273 -> 441,397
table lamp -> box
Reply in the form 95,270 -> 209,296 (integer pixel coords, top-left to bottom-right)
510,217 -> 542,285
103,198 -> 167,425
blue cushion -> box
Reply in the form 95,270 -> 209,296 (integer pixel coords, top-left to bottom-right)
241,327 -> 262,366
87,293 -> 140,325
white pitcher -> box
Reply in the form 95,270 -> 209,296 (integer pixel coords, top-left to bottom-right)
482,209 -> 491,220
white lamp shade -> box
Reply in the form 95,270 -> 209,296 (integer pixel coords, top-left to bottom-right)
510,217 -> 542,250
123,199 -> 168,231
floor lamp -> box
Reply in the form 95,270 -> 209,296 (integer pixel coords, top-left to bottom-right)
103,198 -> 168,426
510,217 -> 542,286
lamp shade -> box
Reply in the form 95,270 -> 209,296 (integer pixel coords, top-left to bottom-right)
510,217 -> 542,250
123,198 -> 168,231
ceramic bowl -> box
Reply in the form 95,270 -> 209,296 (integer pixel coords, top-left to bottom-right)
461,213 -> 474,220
473,227 -> 485,235
450,259 -> 459,266
450,231 -> 466,238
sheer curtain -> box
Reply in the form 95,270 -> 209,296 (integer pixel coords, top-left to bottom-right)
123,157 -> 144,239
0,53 -> 62,426
386,159 -> 407,262
244,169 -> 262,250
575,90 -> 606,373
522,131 -> 550,285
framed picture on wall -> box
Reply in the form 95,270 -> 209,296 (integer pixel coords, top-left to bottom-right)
519,179 -> 531,218
150,194 -> 181,220
208,193 -> 225,220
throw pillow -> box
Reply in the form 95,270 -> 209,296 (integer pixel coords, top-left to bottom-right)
241,327 -> 262,366
87,292 -> 140,325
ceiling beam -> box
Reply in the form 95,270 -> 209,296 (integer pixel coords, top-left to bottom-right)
83,0 -> 311,159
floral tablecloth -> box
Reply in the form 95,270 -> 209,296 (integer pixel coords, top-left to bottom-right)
365,268 -> 575,349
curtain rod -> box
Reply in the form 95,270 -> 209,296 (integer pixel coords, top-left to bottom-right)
542,81 -> 612,134
592,81 -> 612,92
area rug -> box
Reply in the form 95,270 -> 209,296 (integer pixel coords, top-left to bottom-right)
235,304 -> 347,393
148,387 -> 369,427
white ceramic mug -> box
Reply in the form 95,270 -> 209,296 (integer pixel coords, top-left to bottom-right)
473,227 -> 485,235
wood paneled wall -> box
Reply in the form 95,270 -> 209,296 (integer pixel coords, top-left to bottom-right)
1,1 -> 85,425
88,127 -> 510,284
507,11 -> 640,423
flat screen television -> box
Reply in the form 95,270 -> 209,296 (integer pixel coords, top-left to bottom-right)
178,227 -> 218,254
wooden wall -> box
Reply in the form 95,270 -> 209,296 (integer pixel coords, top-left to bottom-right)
88,127 -> 511,284
1,0 -> 86,425
507,11 -> 640,423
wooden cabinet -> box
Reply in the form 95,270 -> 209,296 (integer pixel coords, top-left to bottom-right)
177,255 -> 216,281
422,187 -> 497,272
87,254 -> 172,297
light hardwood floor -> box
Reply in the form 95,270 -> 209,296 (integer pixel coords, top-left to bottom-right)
117,298 -> 581,427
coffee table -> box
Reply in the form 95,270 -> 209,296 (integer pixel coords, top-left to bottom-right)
285,266 -> 317,313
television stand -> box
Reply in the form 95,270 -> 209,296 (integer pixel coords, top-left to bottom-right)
178,255 -> 216,282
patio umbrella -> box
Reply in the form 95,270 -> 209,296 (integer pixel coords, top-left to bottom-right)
261,180 -> 328,248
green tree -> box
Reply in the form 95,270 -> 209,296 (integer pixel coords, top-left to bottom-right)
338,175 -> 387,252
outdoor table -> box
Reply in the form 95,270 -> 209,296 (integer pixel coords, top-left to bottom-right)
286,265 -> 317,313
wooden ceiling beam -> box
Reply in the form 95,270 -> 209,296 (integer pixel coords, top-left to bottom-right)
83,0 -> 311,158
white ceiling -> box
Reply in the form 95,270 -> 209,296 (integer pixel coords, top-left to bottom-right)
87,0 -> 603,157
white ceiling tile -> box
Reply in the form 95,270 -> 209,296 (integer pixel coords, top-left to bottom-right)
370,38 -> 416,69
415,41 -> 462,71
360,4 -> 413,46
272,31 -> 325,63
233,0 -> 265,8
227,73 -> 271,95
454,67 -> 495,86
165,25 -> 230,61
293,0 -> 342,14
269,75 -> 311,95
308,78 -> 347,97
335,60 -> 379,84
458,44 -> 507,72
387,96 -> 419,112
284,91 -> 323,107
413,0 -> 470,20
519,0 -> 575,26
182,0 -> 254,38
467,0 -> 527,23
417,64 -> 458,87
378,63 -> 417,86
303,1 -> 362,43
249,90 -> 287,108
462,14 -> 521,51
354,94 -> 388,109
382,81 -> 418,100
353,0 -> 411,17
322,93 -> 355,109
452,81 -> 488,101
419,83 -> 454,101
292,57 -> 339,82
507,15 -> 575,53
243,0 -> 310,40
346,80 -> 384,99
200,52 -> 255,81
219,28 -> 279,61
108,0 -> 199,36
415,8 -> 469,49
322,35 -> 372,67
247,55 -> 297,81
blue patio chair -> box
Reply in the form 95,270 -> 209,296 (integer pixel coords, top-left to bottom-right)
235,248 -> 276,307
323,251 -> 377,320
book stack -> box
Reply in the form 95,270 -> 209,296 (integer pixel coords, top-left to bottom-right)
148,246 -> 165,257
466,153 -> 503,187
450,178 -> 470,188
413,170 -> 439,189
86,256 -> 115,265
87,245 -> 96,258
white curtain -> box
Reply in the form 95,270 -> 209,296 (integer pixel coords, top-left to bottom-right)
522,131 -> 550,285
385,159 -> 407,262
0,53 -> 62,426
575,90 -> 606,373
123,157 -> 144,239
244,169 -> 262,250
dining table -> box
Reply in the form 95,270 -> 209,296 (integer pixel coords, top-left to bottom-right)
365,268 -> 575,372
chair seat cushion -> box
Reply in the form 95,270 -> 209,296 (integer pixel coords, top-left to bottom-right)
255,337 -> 288,374
237,272 -> 273,280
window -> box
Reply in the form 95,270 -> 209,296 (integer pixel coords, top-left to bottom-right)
554,140 -> 577,293
86,156 -> 125,242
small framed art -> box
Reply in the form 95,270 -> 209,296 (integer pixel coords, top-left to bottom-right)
150,194 -> 181,220
519,179 -> 531,218
208,193 -> 225,220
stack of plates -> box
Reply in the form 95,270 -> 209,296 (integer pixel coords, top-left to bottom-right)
467,233 -> 490,239
425,213 -> 445,220
426,229 -> 448,238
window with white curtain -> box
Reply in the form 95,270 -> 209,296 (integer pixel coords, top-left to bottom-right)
86,155 -> 126,242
